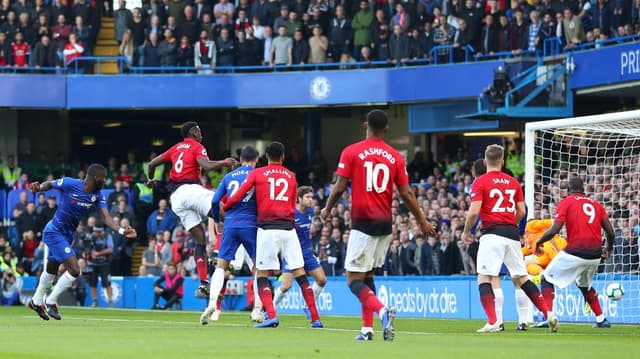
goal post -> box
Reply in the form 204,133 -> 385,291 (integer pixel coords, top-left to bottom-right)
524,109 -> 640,324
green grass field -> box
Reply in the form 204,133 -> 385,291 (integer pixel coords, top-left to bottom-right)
1,306 -> 638,359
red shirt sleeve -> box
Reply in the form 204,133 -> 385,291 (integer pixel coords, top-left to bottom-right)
223,170 -> 255,211
515,184 -> 524,203
195,143 -> 208,160
161,146 -> 173,162
394,153 -> 409,187
554,198 -> 568,223
470,177 -> 483,203
336,147 -> 352,179
599,202 -> 608,219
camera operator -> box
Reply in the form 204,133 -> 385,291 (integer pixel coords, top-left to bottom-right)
86,226 -> 115,307
1,268 -> 23,306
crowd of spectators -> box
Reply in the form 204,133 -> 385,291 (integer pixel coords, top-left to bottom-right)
2,0 -> 640,71
0,138 -> 639,304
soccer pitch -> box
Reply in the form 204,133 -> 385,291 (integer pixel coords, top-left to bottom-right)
2,307 -> 638,359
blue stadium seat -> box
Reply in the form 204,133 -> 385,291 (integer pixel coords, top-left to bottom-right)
0,191 -> 6,221
7,189 -> 35,219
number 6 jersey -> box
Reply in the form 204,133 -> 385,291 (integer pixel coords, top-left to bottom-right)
336,137 -> 409,236
161,137 -> 209,186
470,170 -> 524,236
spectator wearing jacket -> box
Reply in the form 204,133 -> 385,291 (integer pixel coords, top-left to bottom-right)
194,30 -> 216,73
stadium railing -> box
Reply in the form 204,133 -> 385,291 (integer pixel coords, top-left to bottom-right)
543,34 -> 640,57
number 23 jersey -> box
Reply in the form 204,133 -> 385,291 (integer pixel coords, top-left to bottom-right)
337,138 -> 409,236
470,171 -> 524,231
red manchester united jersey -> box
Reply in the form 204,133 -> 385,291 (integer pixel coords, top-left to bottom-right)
555,194 -> 607,258
161,138 -> 208,185
224,164 -> 297,229
336,138 -> 408,236
470,170 -> 523,230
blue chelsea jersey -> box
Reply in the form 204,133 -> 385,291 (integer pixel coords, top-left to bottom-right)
50,177 -> 107,234
294,207 -> 314,250
211,165 -> 257,228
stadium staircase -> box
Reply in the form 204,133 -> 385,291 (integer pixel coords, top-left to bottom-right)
131,244 -> 146,274
93,17 -> 120,74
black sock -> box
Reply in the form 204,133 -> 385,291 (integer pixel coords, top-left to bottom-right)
364,277 -> 376,295
541,277 -> 554,290
295,275 -> 309,287
349,280 -> 368,297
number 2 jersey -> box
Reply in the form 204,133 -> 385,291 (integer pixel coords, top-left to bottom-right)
336,137 -> 409,236
210,165 -> 257,229
224,164 -> 297,230
554,194 -> 607,259
470,170 -> 523,241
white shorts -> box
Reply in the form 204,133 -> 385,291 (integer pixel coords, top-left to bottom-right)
543,251 -> 600,289
344,230 -> 391,273
229,245 -> 254,271
169,184 -> 214,231
255,228 -> 303,271
476,233 -> 527,277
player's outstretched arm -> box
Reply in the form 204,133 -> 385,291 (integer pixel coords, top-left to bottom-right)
146,154 -> 165,188
535,221 -> 564,254
398,184 -> 435,236
197,157 -> 239,171
320,176 -> 348,219
99,208 -> 138,238
223,172 -> 254,211
462,201 -> 482,241
601,217 -> 615,259
29,181 -> 55,193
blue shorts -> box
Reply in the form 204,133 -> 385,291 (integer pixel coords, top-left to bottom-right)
219,227 -> 257,261
282,247 -> 320,273
43,223 -> 76,263
499,263 -> 510,276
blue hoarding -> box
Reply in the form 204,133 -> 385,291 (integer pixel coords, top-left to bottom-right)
571,42 -> 640,89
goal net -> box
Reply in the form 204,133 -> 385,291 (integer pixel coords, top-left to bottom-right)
525,110 -> 640,324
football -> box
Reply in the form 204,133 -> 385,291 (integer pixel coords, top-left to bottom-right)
606,283 -> 625,301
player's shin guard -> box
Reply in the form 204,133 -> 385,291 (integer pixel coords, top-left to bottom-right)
32,271 -> 56,305
493,288 -> 504,324
46,271 -> 76,305
194,244 -> 209,282
257,277 -> 276,319
361,277 -> 375,328
479,283 -> 497,325
208,267 -> 225,305
350,280 -> 384,314
579,286 -> 604,318
296,275 -> 320,321
521,280 -> 550,319
540,276 -> 555,312
273,286 -> 285,306
515,288 -> 530,324
312,282 -> 324,299
253,274 -> 263,310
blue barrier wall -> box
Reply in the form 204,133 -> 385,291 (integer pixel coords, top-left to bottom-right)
22,275 -> 636,324
2,61 -> 501,109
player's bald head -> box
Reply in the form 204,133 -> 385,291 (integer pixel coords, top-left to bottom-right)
181,121 -> 199,138
568,177 -> 584,193
484,144 -> 504,167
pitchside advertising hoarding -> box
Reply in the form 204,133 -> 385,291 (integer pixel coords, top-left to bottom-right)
23,276 -> 635,323
571,41 -> 640,89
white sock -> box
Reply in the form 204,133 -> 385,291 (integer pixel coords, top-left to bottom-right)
273,286 -> 285,306
253,274 -> 262,310
596,314 -> 605,323
493,288 -> 504,324
208,268 -> 226,308
361,326 -> 373,334
45,271 -> 76,305
312,282 -> 324,299
378,307 -> 386,318
33,272 -> 56,305
516,288 -> 529,324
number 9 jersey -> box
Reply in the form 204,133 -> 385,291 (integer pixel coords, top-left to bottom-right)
336,138 -> 409,236
554,194 -> 607,258
470,171 -> 524,231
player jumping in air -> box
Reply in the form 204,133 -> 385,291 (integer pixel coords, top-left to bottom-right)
224,142 -> 322,328
272,186 -> 327,319
200,146 -> 264,324
322,110 -> 435,341
462,144 -> 558,333
28,164 -> 137,320
536,177 -> 615,328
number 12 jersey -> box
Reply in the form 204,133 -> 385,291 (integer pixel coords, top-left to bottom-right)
337,137 -> 409,236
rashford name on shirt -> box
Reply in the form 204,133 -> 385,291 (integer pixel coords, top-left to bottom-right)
357,147 -> 397,164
